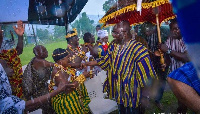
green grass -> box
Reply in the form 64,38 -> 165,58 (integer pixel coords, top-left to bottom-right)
19,38 -> 85,65
19,35 -> 113,65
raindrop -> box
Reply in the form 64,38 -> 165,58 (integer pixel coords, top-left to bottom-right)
13,13 -> 16,17
17,8 -> 21,13
70,10 -> 72,15
59,0 -> 62,5
56,19 -> 58,24
61,17 -> 64,23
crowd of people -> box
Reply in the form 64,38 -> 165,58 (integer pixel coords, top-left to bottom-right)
0,18 -> 199,114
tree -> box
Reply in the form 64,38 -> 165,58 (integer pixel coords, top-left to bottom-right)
36,28 -> 49,40
54,26 -> 66,39
71,12 -> 95,37
103,0 -> 117,13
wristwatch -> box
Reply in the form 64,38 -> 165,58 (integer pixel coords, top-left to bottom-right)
166,49 -> 172,54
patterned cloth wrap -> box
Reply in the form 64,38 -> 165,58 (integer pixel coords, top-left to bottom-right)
0,64 -> 25,114
22,58 -> 55,113
168,62 -> 200,95
50,67 -> 90,114
0,49 -> 23,98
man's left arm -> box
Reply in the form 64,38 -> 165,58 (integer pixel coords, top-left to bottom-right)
13,20 -> 25,55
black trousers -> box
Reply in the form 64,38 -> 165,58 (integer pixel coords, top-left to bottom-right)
118,104 -> 145,114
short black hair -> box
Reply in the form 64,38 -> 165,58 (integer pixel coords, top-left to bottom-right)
52,48 -> 68,62
96,25 -> 101,28
169,18 -> 178,30
83,32 -> 92,43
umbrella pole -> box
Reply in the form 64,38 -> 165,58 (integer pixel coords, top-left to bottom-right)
156,14 -> 165,71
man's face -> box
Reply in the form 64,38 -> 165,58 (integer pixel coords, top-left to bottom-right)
71,36 -> 79,46
171,23 -> 182,39
112,25 -> 123,44
90,35 -> 95,44
96,27 -> 101,32
119,23 -> 130,39
145,27 -> 152,36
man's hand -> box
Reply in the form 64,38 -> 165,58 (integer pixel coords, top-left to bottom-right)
83,70 -> 90,78
158,43 -> 168,53
13,20 -> 25,37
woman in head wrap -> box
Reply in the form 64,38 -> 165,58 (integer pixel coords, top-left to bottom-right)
50,48 -> 91,114
97,30 -> 109,58
0,59 -> 69,114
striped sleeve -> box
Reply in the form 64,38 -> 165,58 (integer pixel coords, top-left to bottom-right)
136,55 -> 157,87
98,47 -> 103,58
97,52 -> 110,71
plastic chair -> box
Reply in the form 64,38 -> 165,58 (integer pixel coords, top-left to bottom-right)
84,72 -> 118,114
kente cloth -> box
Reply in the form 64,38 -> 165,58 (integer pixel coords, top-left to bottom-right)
165,37 -> 187,72
97,39 -> 157,108
0,64 -> 25,114
0,48 -> 23,98
98,43 -> 109,58
168,62 -> 200,95
51,83 -> 90,114
22,58 -> 55,114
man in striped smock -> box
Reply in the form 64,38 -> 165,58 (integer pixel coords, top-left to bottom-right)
160,18 -> 190,113
86,21 -> 157,114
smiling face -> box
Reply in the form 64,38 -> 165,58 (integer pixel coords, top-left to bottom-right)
112,25 -> 123,44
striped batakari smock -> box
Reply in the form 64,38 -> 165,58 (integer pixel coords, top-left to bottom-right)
0,49 -> 23,98
97,39 -> 157,108
165,37 -> 187,72
51,83 -> 90,114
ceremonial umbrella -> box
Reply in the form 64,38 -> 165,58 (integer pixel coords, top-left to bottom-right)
99,0 -> 175,27
99,0 -> 176,70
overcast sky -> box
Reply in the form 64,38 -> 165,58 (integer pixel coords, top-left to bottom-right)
0,0 -> 107,23
81,0 -> 107,15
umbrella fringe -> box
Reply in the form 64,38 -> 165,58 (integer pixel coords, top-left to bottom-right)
99,0 -> 170,24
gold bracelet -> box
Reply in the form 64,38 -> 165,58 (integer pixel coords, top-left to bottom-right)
75,74 -> 86,84
89,70 -> 93,78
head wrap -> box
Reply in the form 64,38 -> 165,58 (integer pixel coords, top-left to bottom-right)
97,30 -> 108,39
52,48 -> 69,62
65,28 -> 78,39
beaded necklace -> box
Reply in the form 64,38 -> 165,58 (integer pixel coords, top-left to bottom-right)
68,44 -> 88,62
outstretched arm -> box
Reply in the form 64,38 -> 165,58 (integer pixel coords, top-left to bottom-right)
85,60 -> 98,66
13,20 -> 25,55
25,82 -> 72,111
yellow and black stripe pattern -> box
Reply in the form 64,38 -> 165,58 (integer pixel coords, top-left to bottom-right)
51,83 -> 90,114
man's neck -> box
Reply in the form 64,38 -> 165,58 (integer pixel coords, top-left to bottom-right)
123,35 -> 132,44
69,44 -> 78,48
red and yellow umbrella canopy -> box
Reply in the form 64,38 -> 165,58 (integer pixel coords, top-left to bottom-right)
99,0 -> 176,27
